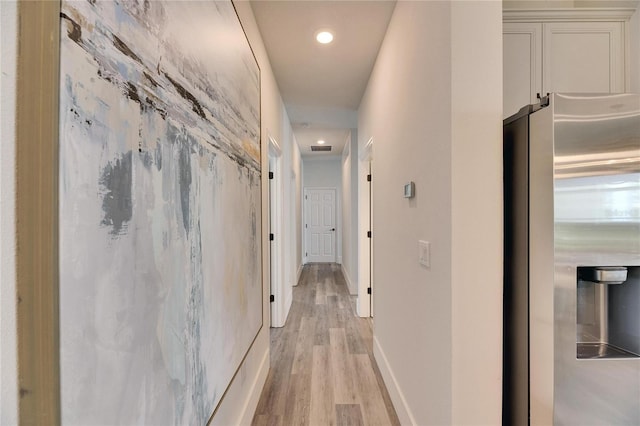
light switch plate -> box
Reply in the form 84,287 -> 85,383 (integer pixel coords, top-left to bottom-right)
418,240 -> 430,268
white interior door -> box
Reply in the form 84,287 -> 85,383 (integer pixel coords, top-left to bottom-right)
305,188 -> 336,263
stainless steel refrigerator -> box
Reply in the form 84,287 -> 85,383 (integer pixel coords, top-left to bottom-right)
503,93 -> 640,425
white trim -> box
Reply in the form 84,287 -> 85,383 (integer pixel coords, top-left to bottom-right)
357,141 -> 372,318
342,134 -> 351,158
374,336 -> 416,426
269,134 -> 288,328
341,263 -> 357,295
359,137 -> 373,161
235,348 -> 270,426
268,134 -> 282,157
503,8 -> 637,23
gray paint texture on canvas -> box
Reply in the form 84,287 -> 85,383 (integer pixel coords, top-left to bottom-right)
58,1 -> 261,424
99,151 -> 133,235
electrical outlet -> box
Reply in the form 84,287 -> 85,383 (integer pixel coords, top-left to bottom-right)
418,240 -> 430,268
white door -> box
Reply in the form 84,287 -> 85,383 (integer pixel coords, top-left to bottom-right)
305,188 -> 336,263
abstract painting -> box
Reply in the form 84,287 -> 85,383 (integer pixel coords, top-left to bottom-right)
58,1 -> 261,424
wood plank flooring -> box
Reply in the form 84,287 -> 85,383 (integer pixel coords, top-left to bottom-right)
252,263 -> 400,426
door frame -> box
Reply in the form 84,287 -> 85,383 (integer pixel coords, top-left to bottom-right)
303,187 -> 338,264
268,135 -> 286,327
357,138 -> 373,317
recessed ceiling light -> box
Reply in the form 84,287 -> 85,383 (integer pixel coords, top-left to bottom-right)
317,140 -> 326,145
315,31 -> 333,44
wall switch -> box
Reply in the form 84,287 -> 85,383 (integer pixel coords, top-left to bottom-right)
418,240 -> 430,268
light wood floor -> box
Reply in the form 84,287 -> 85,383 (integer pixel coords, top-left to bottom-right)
252,263 -> 400,426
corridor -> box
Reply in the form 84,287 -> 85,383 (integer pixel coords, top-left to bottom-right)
252,264 -> 400,426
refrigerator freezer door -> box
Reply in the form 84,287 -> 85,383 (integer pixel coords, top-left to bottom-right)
550,93 -> 640,425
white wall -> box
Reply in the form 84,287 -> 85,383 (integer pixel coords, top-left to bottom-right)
302,157 -> 342,263
341,131 -> 358,294
359,2 -> 452,422
358,1 -> 502,425
0,2 -> 18,424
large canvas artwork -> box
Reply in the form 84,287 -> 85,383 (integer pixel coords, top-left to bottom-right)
58,1 -> 261,424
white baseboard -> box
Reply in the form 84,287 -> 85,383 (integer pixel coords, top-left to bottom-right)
373,336 -> 417,426
237,348 -> 270,426
340,264 -> 357,295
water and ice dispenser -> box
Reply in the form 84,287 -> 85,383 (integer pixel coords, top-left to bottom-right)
577,266 -> 640,359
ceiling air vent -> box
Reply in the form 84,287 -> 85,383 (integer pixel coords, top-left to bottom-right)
311,145 -> 332,152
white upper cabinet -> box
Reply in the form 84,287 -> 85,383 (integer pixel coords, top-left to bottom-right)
503,8 -> 636,119
504,23 -> 542,118
543,22 -> 625,94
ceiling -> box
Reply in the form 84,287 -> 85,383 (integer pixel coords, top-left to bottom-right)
250,0 -> 396,157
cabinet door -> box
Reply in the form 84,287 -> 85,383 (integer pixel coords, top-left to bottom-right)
503,23 -> 543,119
543,22 -> 625,94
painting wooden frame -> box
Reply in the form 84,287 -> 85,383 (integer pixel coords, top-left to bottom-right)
16,1 -> 61,424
